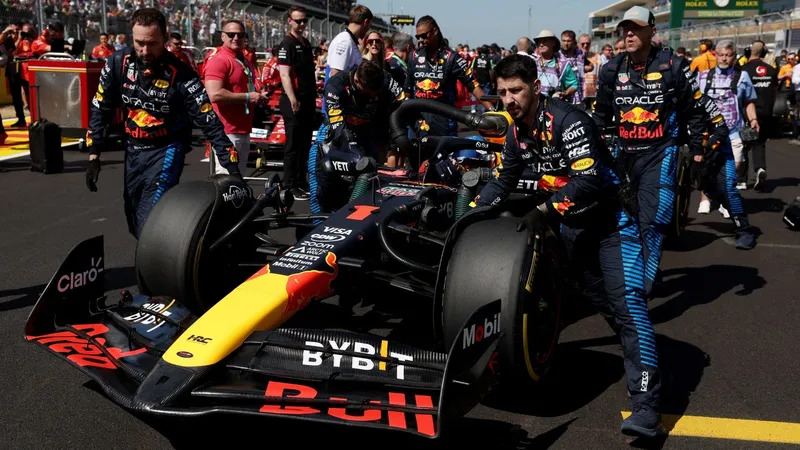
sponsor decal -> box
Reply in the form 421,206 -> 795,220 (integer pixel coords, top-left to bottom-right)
618,73 -> 629,83
153,79 -> 169,88
346,205 -> 379,221
302,339 -> 413,380
97,84 -> 104,94
516,179 -> 537,191
187,81 -> 202,93
538,175 -> 569,191
200,103 -> 213,113
27,323 -> 146,369
641,371 -> 650,391
177,351 -> 193,358
712,114 -> 724,124
127,67 -> 136,82
416,79 -> 440,91
122,94 -> 170,113
95,92 -> 103,102
756,65 -> 767,76
378,185 -> 422,197
57,257 -> 103,293
222,185 -> 248,208
329,115 -> 343,123
571,158 -> 594,171
228,146 -> 239,163
187,334 -> 212,344
310,233 -> 346,243
462,313 -> 500,349
323,227 -> 352,235
619,107 -> 659,124
618,124 -> 664,139
552,197 -> 575,215
282,252 -> 338,315
417,56 -> 425,63
332,161 -> 349,171
694,90 -> 702,100
562,125 -> 585,141
259,381 -> 436,436
644,72 -> 663,81
567,144 -> 591,159
123,300 -> 174,333
615,94 -> 664,105
328,108 -> 342,116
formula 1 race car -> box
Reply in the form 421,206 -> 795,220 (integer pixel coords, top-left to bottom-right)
25,100 -> 564,439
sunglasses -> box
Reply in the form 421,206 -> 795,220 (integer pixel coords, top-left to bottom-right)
223,31 -> 247,39
366,39 -> 381,45
415,30 -> 433,40
292,18 -> 309,24
579,42 -> 590,46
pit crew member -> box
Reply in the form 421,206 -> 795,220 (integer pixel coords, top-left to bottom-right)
310,61 -> 405,213
84,8 -> 240,238
405,15 -> 491,136
593,6 -> 729,294
474,54 -> 662,439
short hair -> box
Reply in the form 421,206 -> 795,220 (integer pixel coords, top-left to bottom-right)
169,32 -> 182,41
288,6 -> 307,17
677,46 -> 686,53
614,37 -> 625,46
355,60 -> 383,92
716,39 -> 735,51
131,8 -> 167,37
350,5 -> 373,24
561,30 -> 576,40
383,35 -> 393,48
417,15 -> 438,30
222,20 -> 246,31
494,53 -> 538,84
392,32 -> 413,50
47,21 -> 64,33
602,44 -> 612,51
99,32 -> 109,38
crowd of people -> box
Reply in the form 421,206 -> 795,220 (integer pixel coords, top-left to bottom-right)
0,2 -> 787,441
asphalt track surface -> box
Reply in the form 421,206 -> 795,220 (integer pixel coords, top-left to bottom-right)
1,139 -> 799,449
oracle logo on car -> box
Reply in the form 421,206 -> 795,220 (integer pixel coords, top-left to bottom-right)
462,313 -> 500,349
57,257 -> 103,293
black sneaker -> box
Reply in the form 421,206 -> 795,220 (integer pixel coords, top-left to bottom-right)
11,120 -> 26,128
753,168 -> 767,191
621,404 -> 662,439
290,187 -> 310,201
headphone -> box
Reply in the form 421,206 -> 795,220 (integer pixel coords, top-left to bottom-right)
699,40 -> 714,53
744,40 -> 767,59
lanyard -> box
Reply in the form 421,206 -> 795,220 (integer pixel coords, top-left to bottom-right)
232,55 -> 255,115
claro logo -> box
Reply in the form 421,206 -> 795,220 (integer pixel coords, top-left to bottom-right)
57,257 -> 103,292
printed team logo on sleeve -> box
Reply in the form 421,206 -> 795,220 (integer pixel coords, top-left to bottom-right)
200,103 -> 213,113
712,114 -> 724,124
694,90 -> 702,100
644,72 -> 663,81
571,158 -> 594,171
328,108 -> 342,116
153,79 -> 169,88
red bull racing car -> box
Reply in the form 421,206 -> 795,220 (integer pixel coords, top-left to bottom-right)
25,100 -> 564,439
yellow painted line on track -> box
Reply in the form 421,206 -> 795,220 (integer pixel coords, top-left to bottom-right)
621,411 -> 800,444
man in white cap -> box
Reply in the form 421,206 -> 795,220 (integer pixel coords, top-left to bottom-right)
593,5 -> 733,438
532,30 -> 578,100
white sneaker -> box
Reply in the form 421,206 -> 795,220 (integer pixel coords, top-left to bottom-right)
736,182 -> 747,190
719,205 -> 730,218
754,168 -> 767,190
697,200 -> 711,214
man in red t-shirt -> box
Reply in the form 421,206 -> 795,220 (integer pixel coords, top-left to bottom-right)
32,21 -> 70,57
260,53 -> 281,93
91,33 -> 115,60
203,19 -> 266,175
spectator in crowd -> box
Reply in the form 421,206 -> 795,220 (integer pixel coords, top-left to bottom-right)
388,32 -> 413,87
533,29 -> 578,100
778,52 -> 795,89
741,40 -> 777,191
260,50 -> 281,94
559,29 -> 590,106
777,48 -> 788,67
516,36 -> 534,56
316,38 -> 328,70
204,19 -> 265,177
600,43 -> 612,66
613,37 -> 625,56
327,4 -> 373,79
167,32 -> 197,72
676,46 -> 687,58
691,38 -> 716,73
114,33 -> 127,50
242,35 -> 257,68
278,6 -> 316,200
383,34 -> 394,61
579,33 -> 600,109
789,54 -> 800,145
91,32 -> 116,60
2,24 -> 26,129
362,30 -> 388,70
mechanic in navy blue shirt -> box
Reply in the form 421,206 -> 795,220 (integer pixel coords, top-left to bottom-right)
475,54 -> 662,439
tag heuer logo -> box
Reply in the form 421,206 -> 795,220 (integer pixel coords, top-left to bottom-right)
618,73 -> 629,83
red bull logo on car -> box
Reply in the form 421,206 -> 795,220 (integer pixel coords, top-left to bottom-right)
283,252 -> 338,316
619,107 -> 659,125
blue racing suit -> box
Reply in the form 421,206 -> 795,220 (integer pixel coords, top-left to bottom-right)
476,96 -> 661,408
87,48 -> 238,238
594,47 -> 728,294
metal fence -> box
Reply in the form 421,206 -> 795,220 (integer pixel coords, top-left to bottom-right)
594,8 -> 800,56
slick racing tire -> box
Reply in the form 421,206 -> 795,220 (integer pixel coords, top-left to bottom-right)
136,181 -> 216,314
667,147 -> 692,241
441,216 -> 563,388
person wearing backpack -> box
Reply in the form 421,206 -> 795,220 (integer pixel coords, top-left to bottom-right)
695,39 -> 758,249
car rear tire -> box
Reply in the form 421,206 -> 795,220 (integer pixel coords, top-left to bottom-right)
135,181 -> 220,314
440,217 -> 563,388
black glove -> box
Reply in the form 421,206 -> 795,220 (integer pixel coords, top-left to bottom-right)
516,205 -> 547,246
227,164 -> 244,180
86,159 -> 101,192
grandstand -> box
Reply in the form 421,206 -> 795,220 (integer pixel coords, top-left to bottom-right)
0,0 -> 394,54
589,0 -> 800,55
